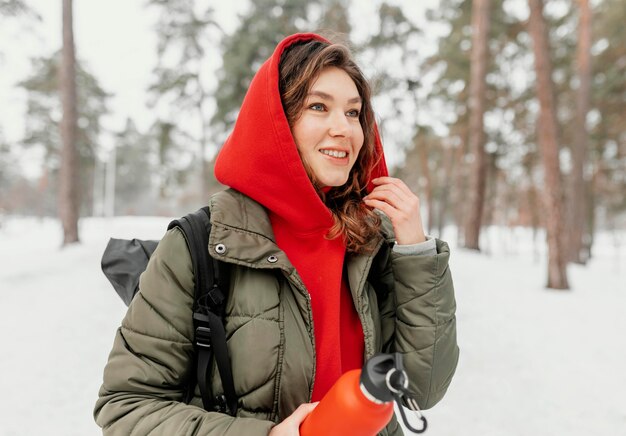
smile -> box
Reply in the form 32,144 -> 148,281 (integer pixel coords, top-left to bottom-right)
320,149 -> 348,158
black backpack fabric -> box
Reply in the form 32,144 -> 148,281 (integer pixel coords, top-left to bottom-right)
101,238 -> 158,306
101,207 -> 237,416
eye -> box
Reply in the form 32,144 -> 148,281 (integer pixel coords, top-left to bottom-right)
346,109 -> 361,118
309,103 -> 326,112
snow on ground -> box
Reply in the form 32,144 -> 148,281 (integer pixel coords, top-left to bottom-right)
0,216 -> 624,436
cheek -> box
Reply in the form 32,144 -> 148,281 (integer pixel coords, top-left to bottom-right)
353,127 -> 365,156
291,123 -> 305,154
292,118 -> 318,155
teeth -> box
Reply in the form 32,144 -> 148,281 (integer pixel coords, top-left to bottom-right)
320,149 -> 347,158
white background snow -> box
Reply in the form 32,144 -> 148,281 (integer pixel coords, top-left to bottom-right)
0,216 -> 624,435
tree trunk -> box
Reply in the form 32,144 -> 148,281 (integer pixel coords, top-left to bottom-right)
528,0 -> 569,289
105,143 -> 116,217
418,138 -> 434,235
58,0 -> 79,245
483,151 -> 498,229
197,86 -> 209,203
567,0 -> 592,264
585,164 -> 597,260
463,0 -> 491,250
452,128 -> 468,247
438,145 -> 455,238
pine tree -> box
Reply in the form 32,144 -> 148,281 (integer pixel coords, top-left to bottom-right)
0,129 -> 14,198
0,0 -> 39,19
318,0 -> 351,36
212,0 -> 317,135
423,0 -> 473,243
147,0 -> 221,203
424,0 -> 564,242
528,0 -> 569,289
148,119 -> 195,208
18,52 -> 110,218
463,0 -> 492,250
589,0 -> 625,241
113,119 -> 156,215
567,0 -> 592,264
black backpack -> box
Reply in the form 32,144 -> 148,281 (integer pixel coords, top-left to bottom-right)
101,207 -> 237,415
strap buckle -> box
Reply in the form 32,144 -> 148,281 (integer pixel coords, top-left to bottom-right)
194,326 -> 212,348
214,394 -> 228,413
196,286 -> 224,313
207,285 -> 224,307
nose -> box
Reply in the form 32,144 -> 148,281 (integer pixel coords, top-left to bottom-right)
328,110 -> 351,138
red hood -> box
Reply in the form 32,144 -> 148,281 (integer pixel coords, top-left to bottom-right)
215,33 -> 389,400
214,33 -> 388,234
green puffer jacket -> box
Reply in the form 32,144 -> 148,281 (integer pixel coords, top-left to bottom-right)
94,189 -> 459,435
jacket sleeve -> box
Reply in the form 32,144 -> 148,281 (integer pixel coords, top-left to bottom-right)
377,231 -> 459,410
94,228 -> 275,436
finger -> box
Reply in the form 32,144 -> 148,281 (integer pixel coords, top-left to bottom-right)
363,198 -> 400,219
372,177 -> 415,198
365,188 -> 405,211
289,402 -> 319,425
370,182 -> 410,199
370,183 -> 420,211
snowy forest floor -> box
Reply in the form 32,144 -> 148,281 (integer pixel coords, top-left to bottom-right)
0,216 -> 624,436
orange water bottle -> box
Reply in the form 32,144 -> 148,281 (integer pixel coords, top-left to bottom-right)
300,353 -> 427,435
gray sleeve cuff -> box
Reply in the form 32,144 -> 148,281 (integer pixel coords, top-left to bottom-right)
392,236 -> 437,256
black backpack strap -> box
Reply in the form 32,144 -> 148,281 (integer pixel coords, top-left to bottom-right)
168,207 -> 237,416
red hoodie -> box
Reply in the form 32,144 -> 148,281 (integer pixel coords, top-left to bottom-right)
214,33 -> 388,401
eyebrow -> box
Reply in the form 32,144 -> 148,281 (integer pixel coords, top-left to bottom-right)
307,90 -> 362,104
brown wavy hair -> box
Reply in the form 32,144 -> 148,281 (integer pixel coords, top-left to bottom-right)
279,38 -> 382,254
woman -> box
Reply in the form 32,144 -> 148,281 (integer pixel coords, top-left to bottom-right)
95,33 -> 459,436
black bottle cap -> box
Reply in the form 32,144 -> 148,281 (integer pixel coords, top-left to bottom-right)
360,353 -> 407,403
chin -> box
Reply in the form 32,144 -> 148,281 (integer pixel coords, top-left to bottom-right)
320,176 -> 350,188
322,179 -> 348,188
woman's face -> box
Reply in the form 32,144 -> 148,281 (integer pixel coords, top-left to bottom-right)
291,67 -> 364,188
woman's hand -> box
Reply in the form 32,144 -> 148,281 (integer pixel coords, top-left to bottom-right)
363,177 -> 426,245
268,402 -> 318,436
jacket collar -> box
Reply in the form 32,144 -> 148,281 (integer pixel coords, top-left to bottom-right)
207,188 -> 390,289
207,189 -> 297,274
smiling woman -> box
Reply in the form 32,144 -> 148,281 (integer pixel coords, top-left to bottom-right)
95,33 -> 459,436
